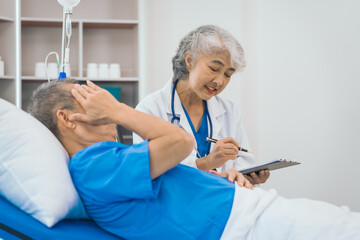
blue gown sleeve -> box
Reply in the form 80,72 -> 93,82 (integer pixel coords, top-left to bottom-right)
70,140 -> 161,204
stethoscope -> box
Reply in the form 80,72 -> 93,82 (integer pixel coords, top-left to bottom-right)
171,79 -> 213,158
170,78 -> 181,124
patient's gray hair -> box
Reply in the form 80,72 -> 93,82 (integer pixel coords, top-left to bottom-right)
27,79 -> 78,140
172,25 -> 246,80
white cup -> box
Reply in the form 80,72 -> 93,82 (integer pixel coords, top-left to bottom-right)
109,63 -> 121,78
47,63 -> 59,79
35,62 -> 46,77
98,63 -> 109,79
87,63 -> 98,78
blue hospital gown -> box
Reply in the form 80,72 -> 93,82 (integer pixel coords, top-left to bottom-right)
69,141 -> 235,240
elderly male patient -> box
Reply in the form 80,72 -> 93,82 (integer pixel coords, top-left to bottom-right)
27,79 -> 360,240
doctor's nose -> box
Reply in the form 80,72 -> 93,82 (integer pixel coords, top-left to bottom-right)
212,75 -> 225,87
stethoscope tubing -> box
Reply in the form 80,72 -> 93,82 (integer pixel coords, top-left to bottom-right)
171,79 -> 181,124
171,79 -> 213,157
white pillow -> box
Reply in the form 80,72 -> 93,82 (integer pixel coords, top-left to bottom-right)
0,98 -> 88,227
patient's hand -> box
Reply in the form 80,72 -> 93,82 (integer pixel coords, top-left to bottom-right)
244,170 -> 270,185
70,80 -> 120,125
209,168 -> 253,189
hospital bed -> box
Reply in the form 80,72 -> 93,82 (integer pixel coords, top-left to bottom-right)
0,195 -> 123,240
0,97 -> 125,239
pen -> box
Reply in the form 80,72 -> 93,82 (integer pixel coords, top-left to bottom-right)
206,137 -> 252,153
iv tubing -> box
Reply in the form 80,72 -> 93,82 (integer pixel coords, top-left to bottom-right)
60,11 -> 67,73
45,52 -> 60,83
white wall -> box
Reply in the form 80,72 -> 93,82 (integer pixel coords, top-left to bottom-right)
256,0 -> 360,211
140,0 -> 360,211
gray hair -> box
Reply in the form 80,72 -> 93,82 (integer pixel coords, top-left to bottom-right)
172,25 -> 246,80
27,79 -> 78,140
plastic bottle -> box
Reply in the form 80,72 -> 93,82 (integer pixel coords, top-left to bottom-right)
109,63 -> 121,78
98,63 -> 109,78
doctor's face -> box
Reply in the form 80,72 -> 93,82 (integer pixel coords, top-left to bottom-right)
185,51 -> 235,100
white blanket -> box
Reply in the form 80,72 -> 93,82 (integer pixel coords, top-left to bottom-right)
221,186 -> 360,240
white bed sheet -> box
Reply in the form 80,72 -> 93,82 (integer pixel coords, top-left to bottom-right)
221,186 -> 360,240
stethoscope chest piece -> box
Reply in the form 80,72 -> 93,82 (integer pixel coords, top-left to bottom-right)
168,112 -> 180,126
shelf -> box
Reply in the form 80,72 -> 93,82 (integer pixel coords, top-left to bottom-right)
21,76 -> 139,82
21,24 -> 79,76
21,18 -> 72,28
76,77 -> 139,82
21,0 -> 138,20
0,75 -> 15,80
0,16 -> 14,22
82,20 -> 138,29
21,17 -> 137,29
0,20 -> 16,76
2,0 -> 140,109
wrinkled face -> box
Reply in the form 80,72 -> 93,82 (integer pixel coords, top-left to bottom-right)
76,121 -> 118,143
186,51 -> 236,100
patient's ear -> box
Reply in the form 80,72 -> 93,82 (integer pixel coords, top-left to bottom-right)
57,110 -> 76,129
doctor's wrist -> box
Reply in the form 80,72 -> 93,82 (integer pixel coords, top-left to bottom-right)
196,155 -> 212,172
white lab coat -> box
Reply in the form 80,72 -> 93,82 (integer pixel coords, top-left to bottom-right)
133,79 -> 258,172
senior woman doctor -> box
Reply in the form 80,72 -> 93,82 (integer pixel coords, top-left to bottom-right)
134,25 -> 269,184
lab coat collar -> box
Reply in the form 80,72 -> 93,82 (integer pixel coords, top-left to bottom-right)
163,78 -> 227,139
163,79 -> 193,135
207,95 -> 226,139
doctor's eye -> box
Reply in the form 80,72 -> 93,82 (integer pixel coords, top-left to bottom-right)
209,67 -> 219,72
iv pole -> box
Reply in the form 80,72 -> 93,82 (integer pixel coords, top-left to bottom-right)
57,0 -> 80,79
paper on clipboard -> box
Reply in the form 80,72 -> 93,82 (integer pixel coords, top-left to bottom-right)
239,159 -> 300,175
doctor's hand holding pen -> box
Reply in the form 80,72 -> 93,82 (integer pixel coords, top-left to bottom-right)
205,137 -> 270,185
197,137 -> 241,171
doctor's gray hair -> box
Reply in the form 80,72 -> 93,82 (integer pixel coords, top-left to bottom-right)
172,25 -> 246,80
27,79 -> 78,140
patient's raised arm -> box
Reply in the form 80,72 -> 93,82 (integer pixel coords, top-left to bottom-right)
70,80 -> 195,179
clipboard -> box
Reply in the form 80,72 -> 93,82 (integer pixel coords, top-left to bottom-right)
239,159 -> 300,175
